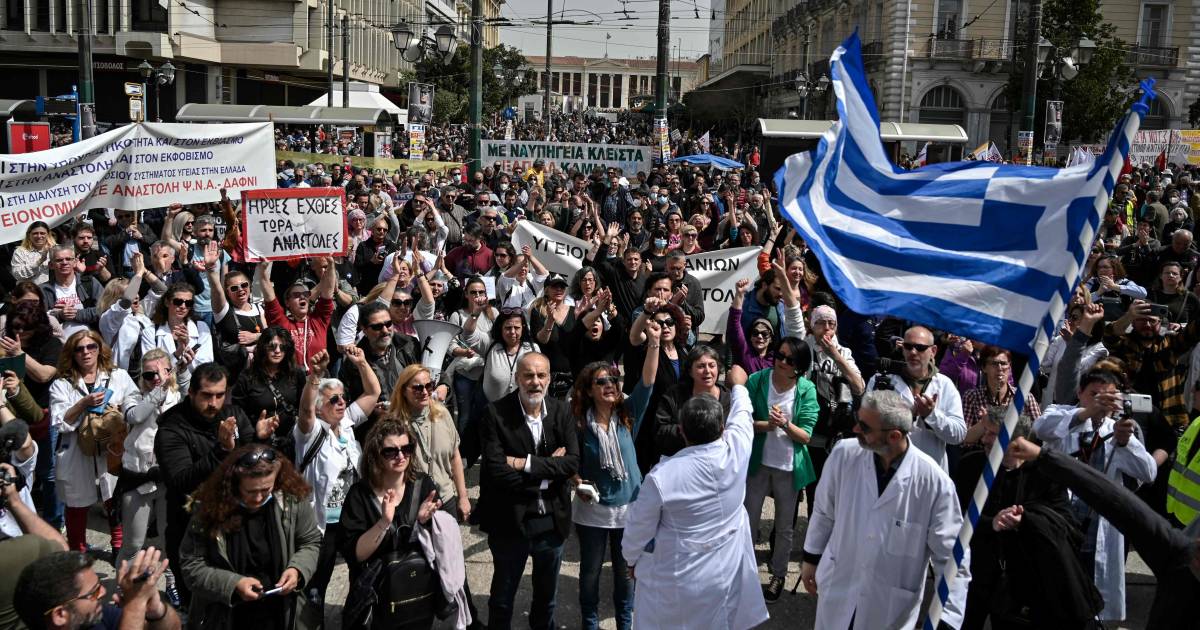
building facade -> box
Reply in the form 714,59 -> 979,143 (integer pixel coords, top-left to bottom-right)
523,55 -> 701,112
698,0 -> 1192,152
0,0 -> 460,124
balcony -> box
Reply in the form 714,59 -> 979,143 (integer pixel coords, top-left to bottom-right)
862,40 -> 883,65
973,39 -> 1016,61
1126,45 -> 1179,68
928,38 -> 973,59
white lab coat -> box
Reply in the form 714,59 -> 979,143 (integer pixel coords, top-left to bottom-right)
865,372 -> 966,470
1033,405 -> 1157,620
622,385 -> 767,630
802,438 -> 969,630
49,369 -> 139,507
138,319 -> 214,372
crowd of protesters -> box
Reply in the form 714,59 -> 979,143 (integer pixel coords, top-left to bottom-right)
0,147 -> 1196,630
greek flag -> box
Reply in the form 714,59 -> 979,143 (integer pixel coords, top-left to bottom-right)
775,33 -> 1151,356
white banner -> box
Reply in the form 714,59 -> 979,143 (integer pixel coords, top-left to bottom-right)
0,122 -> 274,245
481,139 -> 653,176
1076,129 -> 1191,166
512,221 -> 761,334
241,187 -> 348,262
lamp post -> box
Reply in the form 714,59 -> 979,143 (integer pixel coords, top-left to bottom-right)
795,71 -> 830,119
1018,21 -> 1095,164
138,60 -> 176,122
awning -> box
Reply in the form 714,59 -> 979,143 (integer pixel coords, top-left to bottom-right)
308,86 -> 405,119
757,118 -> 969,144
0,99 -> 37,118
175,104 -> 394,127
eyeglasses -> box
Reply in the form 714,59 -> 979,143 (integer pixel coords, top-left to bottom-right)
902,342 -> 933,353
43,579 -> 104,615
266,342 -> 287,351
381,444 -> 416,460
500,307 -> 524,316
988,360 -> 1011,368
227,282 -> 250,292
653,318 -> 675,328
391,298 -> 415,307
751,329 -> 772,339
593,376 -> 620,387
172,298 -> 195,308
325,394 -> 346,405
74,343 -> 100,354
409,382 -> 436,393
367,320 -> 394,332
288,292 -> 311,301
236,448 -> 279,469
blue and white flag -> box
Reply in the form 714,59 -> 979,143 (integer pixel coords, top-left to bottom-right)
775,33 -> 1151,356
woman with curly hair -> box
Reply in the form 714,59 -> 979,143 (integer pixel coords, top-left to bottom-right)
180,445 -> 322,630
571,321 -> 661,630
12,220 -> 55,284
49,330 -> 137,553
337,422 -> 443,630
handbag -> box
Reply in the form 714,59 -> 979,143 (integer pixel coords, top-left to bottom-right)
77,405 -> 125,457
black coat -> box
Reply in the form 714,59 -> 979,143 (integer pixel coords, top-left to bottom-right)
474,391 -> 579,540
653,383 -> 732,461
1033,448 -> 1200,629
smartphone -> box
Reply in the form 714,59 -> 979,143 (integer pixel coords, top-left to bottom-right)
88,387 -> 113,414
575,483 -> 599,501
1147,303 -> 1171,320
191,343 -> 202,352
260,586 -> 284,597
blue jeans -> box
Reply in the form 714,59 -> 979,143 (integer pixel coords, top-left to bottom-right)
34,423 -> 62,529
576,524 -> 633,630
487,531 -> 564,630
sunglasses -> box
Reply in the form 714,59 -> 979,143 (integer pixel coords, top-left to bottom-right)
325,394 -> 346,405
391,298 -> 415,307
227,282 -> 250,292
367,320 -> 395,332
750,329 -> 772,339
142,368 -> 171,381
43,579 -> 104,615
288,292 -> 311,300
74,343 -> 100,354
54,258 -> 76,264
774,350 -> 795,364
468,289 -> 488,296
653,318 -> 675,328
381,444 -> 417,460
902,342 -> 933,353
593,375 -> 620,387
236,448 -> 279,469
172,298 -> 195,308
409,382 -> 436,393
500,307 -> 524,316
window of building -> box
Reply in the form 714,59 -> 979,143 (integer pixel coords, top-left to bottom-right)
33,0 -> 48,30
132,0 -> 166,31
588,73 -> 598,107
552,72 -> 560,93
1140,3 -> 1168,47
613,74 -> 622,108
600,74 -> 610,108
96,0 -> 108,33
937,0 -> 962,39
672,76 -> 682,100
7,0 -> 24,29
918,85 -> 967,126
54,0 -> 64,31
1142,96 -> 1170,130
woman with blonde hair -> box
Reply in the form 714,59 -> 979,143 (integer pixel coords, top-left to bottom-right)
386,364 -> 470,520
116,348 -> 185,602
49,330 -> 138,553
12,221 -> 56,284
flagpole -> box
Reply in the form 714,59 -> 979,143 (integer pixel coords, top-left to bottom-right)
921,82 -> 1155,630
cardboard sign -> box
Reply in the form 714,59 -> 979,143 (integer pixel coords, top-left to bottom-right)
241,187 -> 348,262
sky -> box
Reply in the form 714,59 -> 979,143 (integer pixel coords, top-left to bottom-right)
498,0 -> 713,61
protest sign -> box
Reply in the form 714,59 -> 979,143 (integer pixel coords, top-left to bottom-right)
1075,129 -> 1191,166
408,124 -> 426,158
512,220 -> 760,334
481,139 -> 652,176
0,122 -> 273,245
241,187 -> 347,262
274,150 -> 458,174
654,118 -> 672,163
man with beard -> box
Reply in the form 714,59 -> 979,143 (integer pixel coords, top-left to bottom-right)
154,363 -> 275,607
340,303 -> 419,432
1101,298 -> 1200,430
476,353 -> 578,630
865,326 -> 966,470
257,258 -> 337,371
14,548 -> 179,630
799,389 -> 969,629
187,215 -> 227,328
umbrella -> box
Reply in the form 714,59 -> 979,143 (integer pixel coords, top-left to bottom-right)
669,153 -> 745,170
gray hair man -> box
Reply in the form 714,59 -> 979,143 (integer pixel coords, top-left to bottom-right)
800,389 -> 970,629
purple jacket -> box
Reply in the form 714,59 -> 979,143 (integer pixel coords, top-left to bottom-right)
728,307 -> 774,374
939,346 -> 979,393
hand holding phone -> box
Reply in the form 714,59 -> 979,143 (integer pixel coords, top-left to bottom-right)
576,482 -> 599,502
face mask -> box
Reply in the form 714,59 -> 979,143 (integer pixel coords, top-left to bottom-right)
238,493 -> 274,510
500,183 -> 509,191
658,195 -> 669,204
654,238 -> 667,249
1170,197 -> 1180,205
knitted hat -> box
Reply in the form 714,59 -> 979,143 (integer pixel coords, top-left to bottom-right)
810,305 -> 837,328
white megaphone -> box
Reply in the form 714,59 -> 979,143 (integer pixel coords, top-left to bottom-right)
413,319 -> 462,382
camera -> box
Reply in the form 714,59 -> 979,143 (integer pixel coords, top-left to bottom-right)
0,419 -> 29,508
1123,393 -> 1153,416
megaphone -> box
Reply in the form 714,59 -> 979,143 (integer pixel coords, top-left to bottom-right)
413,319 -> 462,382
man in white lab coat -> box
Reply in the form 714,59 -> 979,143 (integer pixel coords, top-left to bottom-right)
622,379 -> 768,630
1033,368 -> 1157,621
866,326 -> 967,470
800,389 -> 969,629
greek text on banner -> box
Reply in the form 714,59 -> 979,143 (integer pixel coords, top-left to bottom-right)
511,220 -> 761,335
0,122 -> 275,245
481,140 -> 652,176
241,187 -> 348,262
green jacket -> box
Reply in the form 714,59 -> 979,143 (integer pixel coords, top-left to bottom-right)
747,368 -> 819,491
179,494 -> 324,630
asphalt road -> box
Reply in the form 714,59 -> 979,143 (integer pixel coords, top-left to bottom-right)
82,466 -> 1154,629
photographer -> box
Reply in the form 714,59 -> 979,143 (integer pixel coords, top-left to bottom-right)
1101,298 -> 1200,430
1033,366 -> 1157,623
0,453 -> 69,629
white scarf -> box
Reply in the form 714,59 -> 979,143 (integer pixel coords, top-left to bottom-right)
587,408 -> 628,482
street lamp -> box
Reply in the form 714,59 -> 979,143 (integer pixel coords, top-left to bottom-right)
138,60 -> 175,122
795,71 -> 830,119
392,20 -> 459,64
